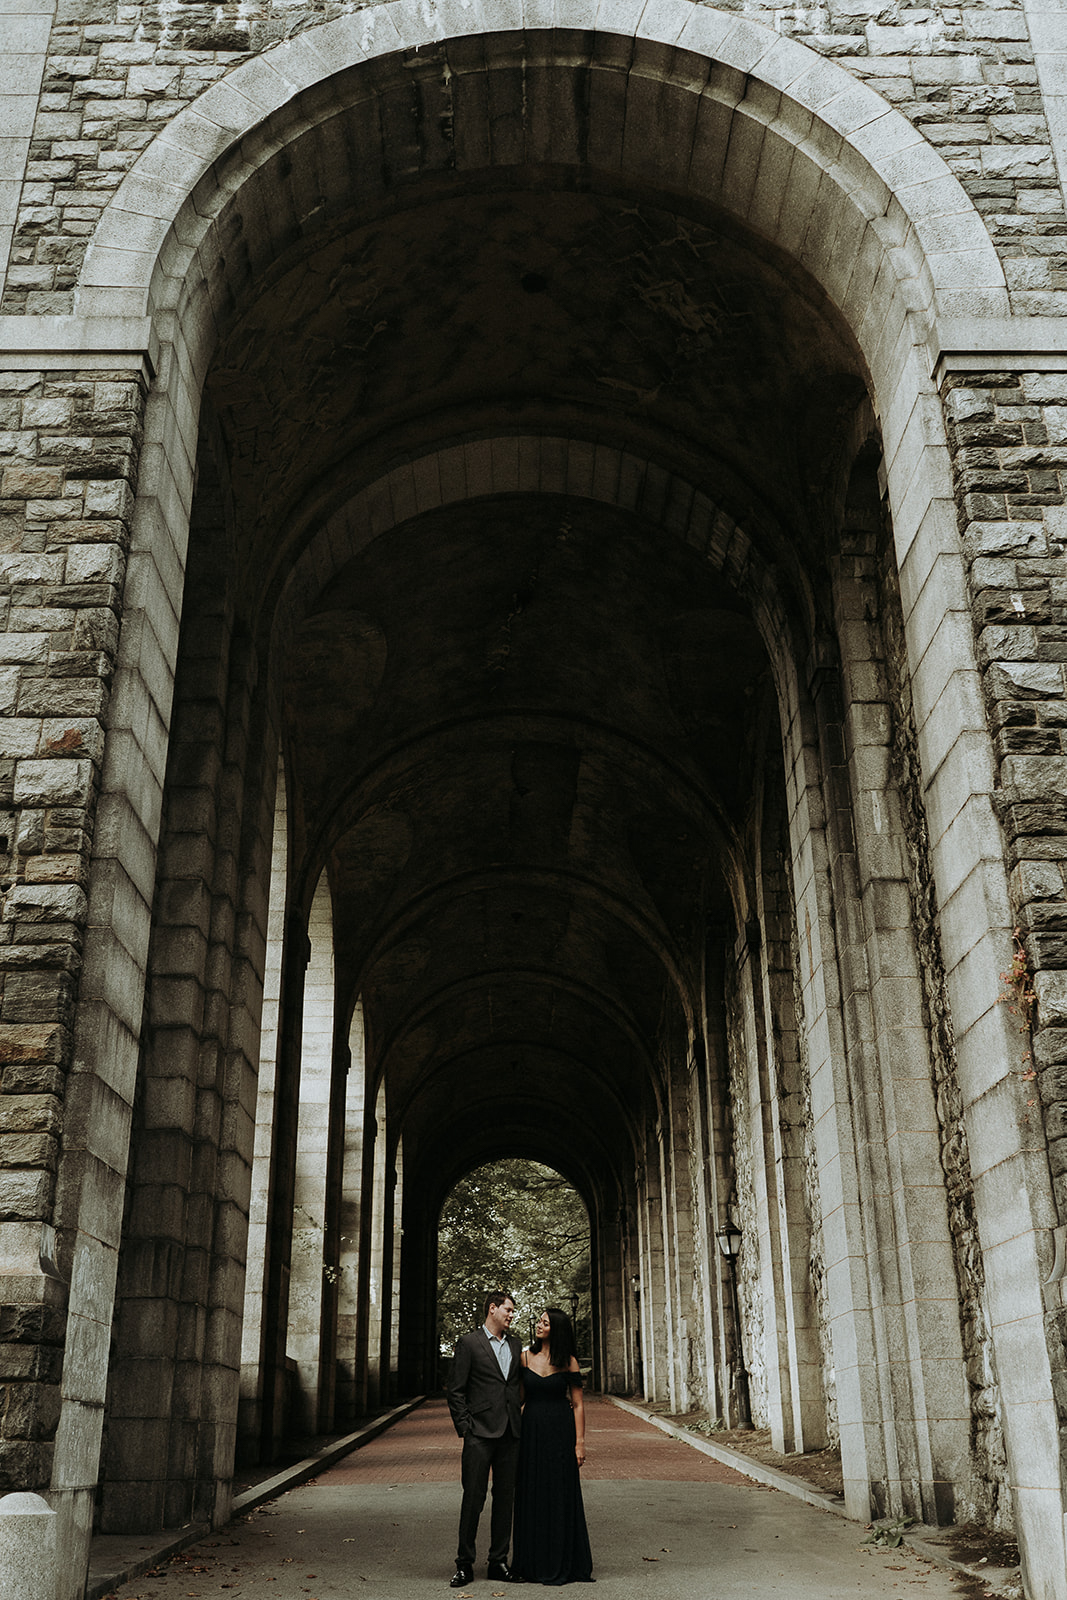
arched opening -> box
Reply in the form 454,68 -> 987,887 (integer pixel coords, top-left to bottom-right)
436,1159 -> 593,1362
288,871 -> 336,1434
47,17 -> 1059,1600
91,33 -> 967,1525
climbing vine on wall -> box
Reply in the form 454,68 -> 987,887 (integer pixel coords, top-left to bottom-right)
1000,928 -> 1037,1044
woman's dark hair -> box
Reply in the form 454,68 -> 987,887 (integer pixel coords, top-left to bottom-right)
531,1307 -> 577,1370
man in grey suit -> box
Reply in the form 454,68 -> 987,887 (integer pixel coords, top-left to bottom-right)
446,1291 -> 522,1587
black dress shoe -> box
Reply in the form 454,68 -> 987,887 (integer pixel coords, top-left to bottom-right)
487,1562 -> 520,1582
450,1564 -> 474,1588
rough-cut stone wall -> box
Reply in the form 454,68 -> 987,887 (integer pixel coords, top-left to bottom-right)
943,370 -> 1067,1197
1,0 -> 1062,314
0,363 -> 142,1492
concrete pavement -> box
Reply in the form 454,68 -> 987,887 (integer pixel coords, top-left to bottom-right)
94,1398 -> 1009,1600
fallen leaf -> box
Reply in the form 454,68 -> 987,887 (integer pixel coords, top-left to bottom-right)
642,1556 -> 659,1562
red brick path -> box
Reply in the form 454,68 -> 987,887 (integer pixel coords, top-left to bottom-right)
317,1397 -> 749,1485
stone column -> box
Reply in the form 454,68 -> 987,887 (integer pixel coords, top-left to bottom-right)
754,838 -> 826,1453
696,935 -> 735,1427
935,349 -> 1067,1593
0,338 -> 162,1600
238,755 -> 288,1464
351,1080 -> 381,1417
363,1081 -> 388,1410
381,1149 -> 401,1403
334,1001 -> 366,1425
828,508 -> 974,1522
661,1040 -> 697,1413
734,916 -> 803,1451
637,1140 -> 668,1403
783,664 -> 885,1520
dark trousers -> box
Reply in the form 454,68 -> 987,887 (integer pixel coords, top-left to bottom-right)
457,1430 -> 520,1565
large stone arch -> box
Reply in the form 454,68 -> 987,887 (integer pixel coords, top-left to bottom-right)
82,3 -> 1006,327
30,9 -> 1065,1600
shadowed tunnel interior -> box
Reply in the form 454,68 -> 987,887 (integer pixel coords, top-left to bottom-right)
101,33 -> 894,1534
204,164 -> 866,1211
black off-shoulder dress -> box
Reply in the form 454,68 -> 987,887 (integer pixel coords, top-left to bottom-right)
512,1367 -> 594,1585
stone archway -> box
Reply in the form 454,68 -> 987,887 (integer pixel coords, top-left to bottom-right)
24,12 -> 1063,1600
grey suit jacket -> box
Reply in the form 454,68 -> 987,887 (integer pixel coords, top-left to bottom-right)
447,1328 -> 523,1440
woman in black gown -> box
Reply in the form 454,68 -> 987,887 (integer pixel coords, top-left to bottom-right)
512,1307 -> 594,1585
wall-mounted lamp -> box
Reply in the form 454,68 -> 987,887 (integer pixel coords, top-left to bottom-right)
716,1222 -> 743,1262
630,1275 -> 643,1394
716,1217 -> 752,1429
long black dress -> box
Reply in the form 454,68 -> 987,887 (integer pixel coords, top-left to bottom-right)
512,1368 -> 594,1585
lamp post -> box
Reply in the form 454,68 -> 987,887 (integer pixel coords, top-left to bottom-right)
569,1291 -> 580,1361
716,1221 -> 752,1429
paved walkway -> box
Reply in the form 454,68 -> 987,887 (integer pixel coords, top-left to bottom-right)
99,1399 -> 989,1600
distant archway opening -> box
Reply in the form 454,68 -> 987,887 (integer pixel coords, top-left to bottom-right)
438,1161 -> 592,1363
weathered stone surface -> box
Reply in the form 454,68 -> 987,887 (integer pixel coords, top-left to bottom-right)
1035,970 -> 1067,1026
0,1097 -> 61,1135
0,1026 -> 68,1068
11,759 -> 91,807
2,884 -> 86,925
0,1491 -> 57,1600
989,661 -> 1064,698
0,1170 -> 52,1219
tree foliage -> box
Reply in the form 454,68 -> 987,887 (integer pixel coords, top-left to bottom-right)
437,1159 -> 591,1357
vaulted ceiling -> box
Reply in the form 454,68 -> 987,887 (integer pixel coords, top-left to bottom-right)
193,69 -> 870,1202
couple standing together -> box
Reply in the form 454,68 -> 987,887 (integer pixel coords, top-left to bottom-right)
447,1292 -> 594,1588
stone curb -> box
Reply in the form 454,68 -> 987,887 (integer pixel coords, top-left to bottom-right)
85,1396 -> 426,1600
606,1398 -> 1020,1598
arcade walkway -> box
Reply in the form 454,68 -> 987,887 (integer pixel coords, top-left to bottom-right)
96,1400 -> 996,1600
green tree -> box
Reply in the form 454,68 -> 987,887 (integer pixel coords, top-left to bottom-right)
437,1159 -> 591,1359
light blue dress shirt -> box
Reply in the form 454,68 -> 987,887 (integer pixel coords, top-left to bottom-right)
483,1325 -> 511,1378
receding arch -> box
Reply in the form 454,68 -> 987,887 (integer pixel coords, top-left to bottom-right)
288,869 -> 336,1432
